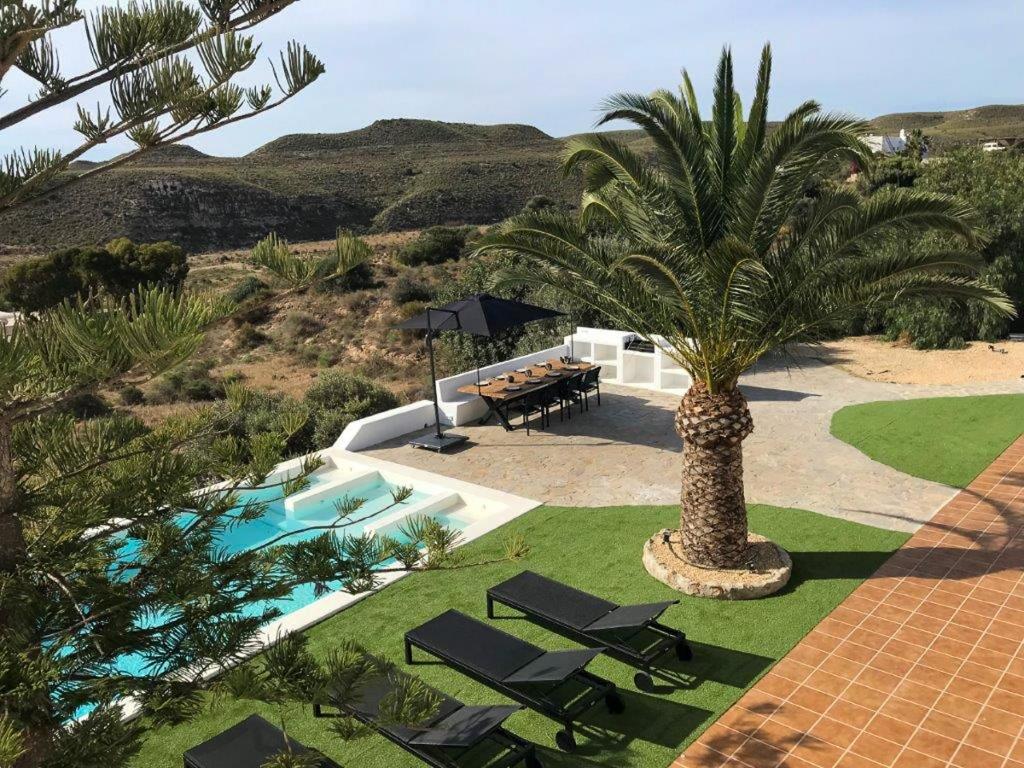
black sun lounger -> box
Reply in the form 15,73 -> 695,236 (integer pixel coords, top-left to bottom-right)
313,665 -> 541,768
184,714 -> 339,768
404,609 -> 623,752
487,571 -> 692,690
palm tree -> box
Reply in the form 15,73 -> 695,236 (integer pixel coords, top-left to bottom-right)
476,45 -> 1013,572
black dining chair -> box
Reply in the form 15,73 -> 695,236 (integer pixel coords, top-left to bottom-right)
579,367 -> 602,411
558,373 -> 583,419
536,382 -> 563,426
510,389 -> 547,435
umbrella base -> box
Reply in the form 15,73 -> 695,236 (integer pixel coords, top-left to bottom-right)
408,432 -> 469,452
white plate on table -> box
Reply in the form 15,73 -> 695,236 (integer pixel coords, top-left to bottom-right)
545,371 -> 562,377
505,385 -> 522,392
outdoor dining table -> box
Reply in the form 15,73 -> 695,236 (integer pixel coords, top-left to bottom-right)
456,358 -> 595,431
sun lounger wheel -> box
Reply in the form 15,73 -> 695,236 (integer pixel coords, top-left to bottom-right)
676,636 -> 693,661
555,729 -> 577,752
634,671 -> 655,691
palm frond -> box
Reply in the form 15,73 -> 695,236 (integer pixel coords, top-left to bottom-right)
477,48 -> 1009,388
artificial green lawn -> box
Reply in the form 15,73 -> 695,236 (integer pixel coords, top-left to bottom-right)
831,394 -> 1024,488
133,504 -> 907,768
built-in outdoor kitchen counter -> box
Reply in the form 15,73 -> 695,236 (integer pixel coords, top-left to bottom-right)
567,327 -> 693,394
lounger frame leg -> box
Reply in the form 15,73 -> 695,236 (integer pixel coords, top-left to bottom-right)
486,594 -> 496,619
404,637 -> 414,665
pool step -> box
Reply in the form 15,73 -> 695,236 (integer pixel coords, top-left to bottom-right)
365,492 -> 462,540
283,469 -> 385,522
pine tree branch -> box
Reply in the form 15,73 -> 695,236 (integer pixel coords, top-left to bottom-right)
43,571 -> 105,655
5,85 -> 303,210
0,0 -> 297,130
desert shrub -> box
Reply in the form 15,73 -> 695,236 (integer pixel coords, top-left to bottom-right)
0,248 -> 90,311
228,276 -> 268,304
282,311 -> 324,340
882,299 -> 971,349
0,239 -> 188,312
210,373 -> 399,458
390,275 -> 432,304
324,260 -> 376,292
395,226 -> 472,266
104,238 -> 188,289
355,350 -> 393,379
146,378 -> 180,405
234,322 -> 268,349
293,345 -> 319,365
64,392 -> 112,419
305,371 -> 398,416
340,291 -> 375,315
118,385 -> 146,406
522,194 -> 562,213
397,300 -> 428,319
309,408 -> 353,449
148,360 -> 224,404
857,155 -> 922,194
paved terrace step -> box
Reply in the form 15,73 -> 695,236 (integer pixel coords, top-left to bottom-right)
674,435 -> 1024,768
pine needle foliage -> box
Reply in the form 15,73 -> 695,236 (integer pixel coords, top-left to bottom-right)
0,0 -> 324,210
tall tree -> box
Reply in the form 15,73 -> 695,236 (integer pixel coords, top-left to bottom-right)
0,0 -> 323,211
0,234 -> 510,768
477,45 -> 1013,571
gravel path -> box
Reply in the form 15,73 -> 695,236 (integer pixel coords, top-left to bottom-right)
365,353 -> 1023,532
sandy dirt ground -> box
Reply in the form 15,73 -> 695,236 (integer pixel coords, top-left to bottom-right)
814,336 -> 1024,385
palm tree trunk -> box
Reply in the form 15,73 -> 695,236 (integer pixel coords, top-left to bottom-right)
674,381 -> 754,569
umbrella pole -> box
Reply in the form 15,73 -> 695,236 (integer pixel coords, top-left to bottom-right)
408,307 -> 467,452
474,336 -> 481,388
426,315 -> 443,441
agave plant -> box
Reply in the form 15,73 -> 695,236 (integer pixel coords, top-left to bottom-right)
477,45 -> 1013,571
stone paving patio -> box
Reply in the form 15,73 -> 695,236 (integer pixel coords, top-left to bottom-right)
675,436 -> 1024,768
366,353 -> 1022,532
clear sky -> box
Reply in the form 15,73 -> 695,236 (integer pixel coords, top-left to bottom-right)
4,0 -> 1023,158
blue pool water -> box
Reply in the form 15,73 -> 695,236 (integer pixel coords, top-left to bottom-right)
94,474 -> 428,689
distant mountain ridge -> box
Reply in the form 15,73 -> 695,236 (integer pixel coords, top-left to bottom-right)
868,104 -> 1024,142
253,118 -> 552,155
2,106 -> 1021,253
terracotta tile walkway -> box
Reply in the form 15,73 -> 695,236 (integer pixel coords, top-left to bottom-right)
675,436 -> 1024,768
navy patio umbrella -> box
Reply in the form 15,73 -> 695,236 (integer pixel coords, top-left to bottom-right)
398,293 -> 565,451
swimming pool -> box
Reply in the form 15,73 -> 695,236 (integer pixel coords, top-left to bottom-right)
109,474 -> 429,679
84,449 -> 540,720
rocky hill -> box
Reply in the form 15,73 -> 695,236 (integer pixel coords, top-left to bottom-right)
3,107 -> 1022,253
0,119 -> 577,252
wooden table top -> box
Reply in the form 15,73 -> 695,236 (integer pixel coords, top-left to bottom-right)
456,359 -> 594,402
